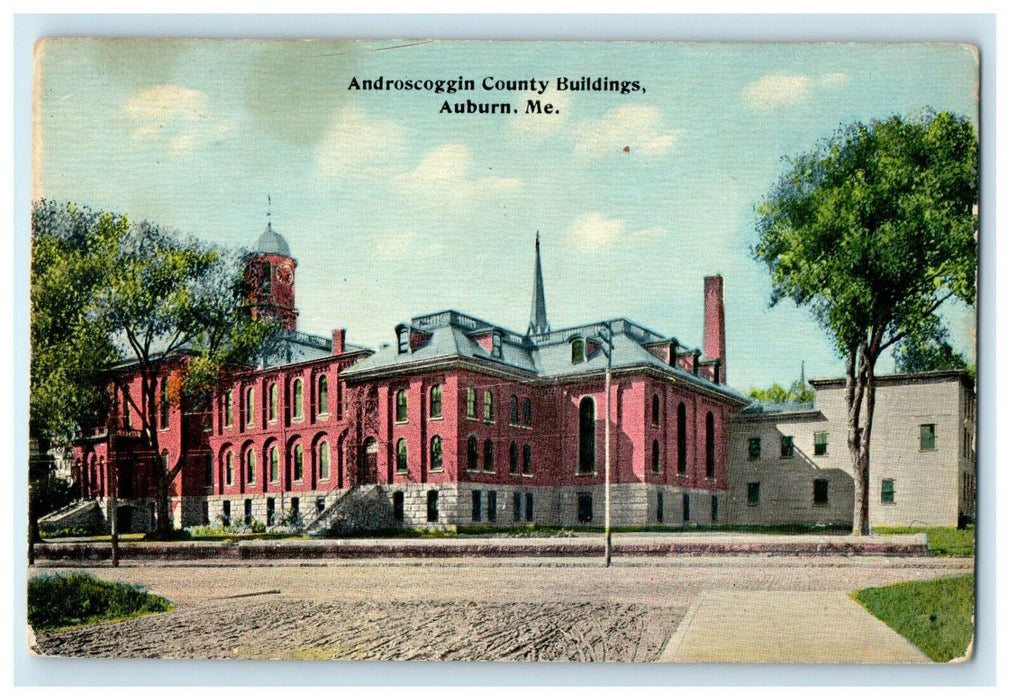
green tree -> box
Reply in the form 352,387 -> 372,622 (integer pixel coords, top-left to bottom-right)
98,219 -> 279,539
30,202 -> 124,549
748,380 -> 815,404
30,201 -> 278,540
893,326 -> 975,382
753,112 -> 977,535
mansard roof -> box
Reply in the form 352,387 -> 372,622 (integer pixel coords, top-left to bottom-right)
342,310 -> 749,405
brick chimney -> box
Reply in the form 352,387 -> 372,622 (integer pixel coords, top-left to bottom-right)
332,328 -> 346,355
703,275 -> 726,384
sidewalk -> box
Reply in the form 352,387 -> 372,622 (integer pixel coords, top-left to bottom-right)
659,590 -> 930,663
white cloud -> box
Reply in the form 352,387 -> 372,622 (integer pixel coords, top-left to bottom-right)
573,105 -> 679,159
508,90 -> 570,139
742,72 -> 852,112
395,143 -> 522,201
567,213 -> 666,251
125,84 -> 232,157
317,105 -> 405,178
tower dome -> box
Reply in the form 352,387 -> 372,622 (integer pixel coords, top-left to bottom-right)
255,222 -> 291,257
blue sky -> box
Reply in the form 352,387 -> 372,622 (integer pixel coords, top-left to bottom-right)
34,39 -> 979,391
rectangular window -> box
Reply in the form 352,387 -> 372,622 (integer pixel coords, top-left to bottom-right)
711,495 -> 719,523
525,493 -> 534,522
577,492 -> 593,524
513,492 -> 522,522
747,482 -> 760,506
814,431 -> 828,456
201,501 -> 209,526
881,478 -> 895,505
315,497 -> 325,515
920,424 -> 937,451
222,500 -> 231,524
487,491 -> 497,523
813,479 -> 829,506
290,497 -> 300,521
748,437 -> 761,461
266,497 -> 275,527
682,493 -> 690,522
472,490 -> 482,522
466,387 -> 476,419
426,490 -> 439,523
393,492 -> 404,522
244,498 -> 253,524
780,435 -> 794,459
656,492 -> 664,523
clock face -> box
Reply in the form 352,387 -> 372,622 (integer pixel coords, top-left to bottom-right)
275,263 -> 294,286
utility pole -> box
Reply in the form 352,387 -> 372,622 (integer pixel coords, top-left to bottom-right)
598,322 -> 614,567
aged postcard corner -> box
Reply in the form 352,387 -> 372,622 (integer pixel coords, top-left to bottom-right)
27,38 -> 977,666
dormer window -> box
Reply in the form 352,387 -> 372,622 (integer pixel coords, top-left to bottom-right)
571,338 -> 585,364
397,325 -> 410,355
491,330 -> 503,359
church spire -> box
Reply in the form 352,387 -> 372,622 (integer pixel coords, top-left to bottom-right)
527,231 -> 550,336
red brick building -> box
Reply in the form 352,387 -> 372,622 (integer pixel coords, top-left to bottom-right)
71,226 -> 748,532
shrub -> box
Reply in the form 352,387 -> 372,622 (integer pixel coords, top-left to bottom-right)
28,573 -> 173,631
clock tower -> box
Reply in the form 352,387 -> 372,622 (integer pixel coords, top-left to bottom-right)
246,219 -> 299,331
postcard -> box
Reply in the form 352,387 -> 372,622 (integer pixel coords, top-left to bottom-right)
27,37 -> 978,665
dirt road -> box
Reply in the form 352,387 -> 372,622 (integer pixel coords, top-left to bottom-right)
29,556 -> 972,661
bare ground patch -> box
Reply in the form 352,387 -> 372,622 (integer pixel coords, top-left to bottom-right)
33,599 -> 684,662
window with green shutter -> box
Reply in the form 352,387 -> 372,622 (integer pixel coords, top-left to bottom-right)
881,478 -> 895,504
814,431 -> 828,456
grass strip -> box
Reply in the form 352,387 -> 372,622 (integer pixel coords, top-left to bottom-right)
874,526 -> 974,556
28,572 -> 174,631
851,573 -> 974,662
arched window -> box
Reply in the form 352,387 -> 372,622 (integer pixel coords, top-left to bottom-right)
159,378 -> 170,429
483,438 -> 494,472
578,396 -> 596,474
269,445 -> 280,483
521,398 -> 532,426
396,438 -> 408,473
395,390 -> 408,423
246,387 -> 256,427
225,452 -> 235,486
430,384 -> 443,419
317,375 -> 328,416
430,435 -> 443,471
467,436 -> 479,471
466,387 -> 477,419
571,338 -> 585,364
510,395 -> 519,424
651,394 -> 660,427
706,411 -> 715,479
293,444 -> 304,482
268,384 -> 278,422
292,379 -> 304,420
652,439 -> 660,473
483,390 -> 494,422
677,402 -> 687,475
121,389 -> 132,428
224,390 -> 234,427
319,441 -> 331,481
523,444 -> 532,475
246,447 -> 256,485
509,441 -> 518,473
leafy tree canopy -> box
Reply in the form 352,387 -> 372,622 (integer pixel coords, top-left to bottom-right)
30,201 -> 123,440
754,111 -> 977,359
748,380 -> 815,405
